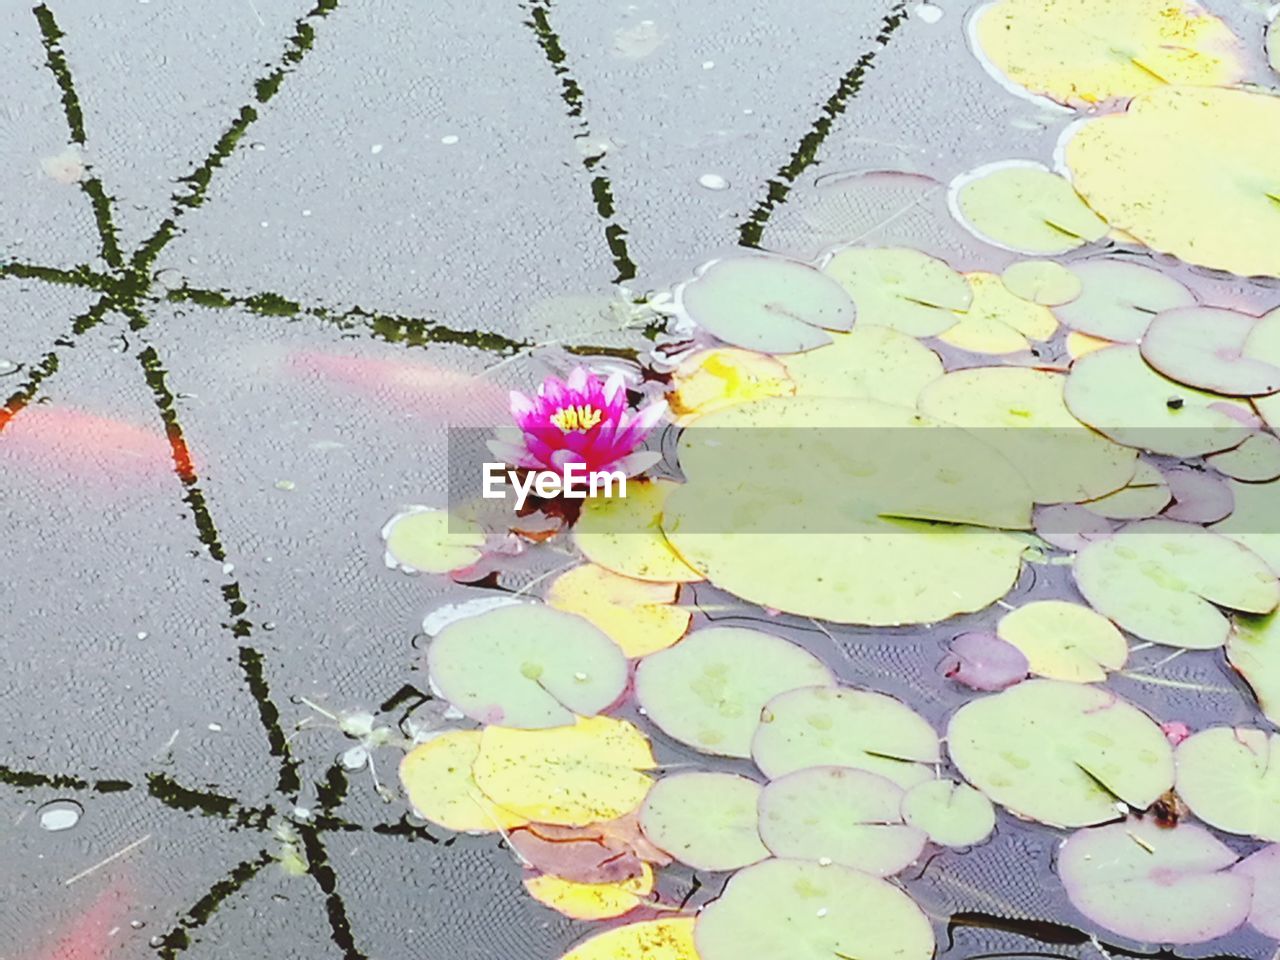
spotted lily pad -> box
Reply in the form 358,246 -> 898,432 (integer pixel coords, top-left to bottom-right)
947,679 -> 1173,827
938,272 -> 1058,354
1207,431 -> 1280,482
752,686 -> 940,788
1228,613 -> 1280,726
676,255 -> 856,353
427,604 -> 628,728
757,767 -> 925,875
821,246 -> 969,336
900,779 -> 996,847
781,325 -> 943,404
668,348 -> 793,423
399,730 -> 528,833
1080,459 -> 1170,520
1175,727 -> 1280,841
525,864 -> 654,920
1054,260 -> 1195,343
1058,819 -> 1249,944
634,627 -> 833,758
545,564 -> 690,658
1073,519 -> 1278,649
943,631 -> 1029,691
1064,86 -> 1280,278
1064,345 -> 1255,456
574,479 -> 702,583
381,506 -> 485,574
1140,307 -> 1280,397
559,918 -> 698,960
694,859 -> 935,960
948,161 -> 1108,254
638,772 -> 769,871
1001,259 -> 1081,306
1233,844 -> 1280,938
996,600 -> 1126,682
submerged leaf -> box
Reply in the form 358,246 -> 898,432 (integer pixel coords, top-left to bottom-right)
668,348 -> 793,423
938,272 -> 1058,354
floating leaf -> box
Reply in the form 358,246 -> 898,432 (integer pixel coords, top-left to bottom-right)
634,627 -> 833,758
1000,259 -> 1081,306
472,716 -> 655,826
1080,459 -> 1170,520
757,766 -> 925,875
948,161 -> 1108,254
668,348 -> 793,423
1244,309 -> 1280,430
1140,307 -> 1280,397
676,255 -> 855,353
918,366 -> 1135,503
1073,519 -> 1278,649
546,564 -> 690,658
1067,331 -> 1117,360
1161,466 -> 1234,525
947,679 -> 1173,827
821,246 -> 969,336
427,604 -> 627,728
900,779 -> 996,847
399,731 -> 528,833
574,479 -> 703,583
1058,819 -> 1249,944
559,918 -> 698,960
1207,431 -> 1280,482
525,864 -> 654,920
1210,477 -> 1280,575
638,772 -> 769,871
694,859 -> 935,960
1233,844 -> 1280,938
1034,503 -> 1114,552
1054,259 -> 1195,343
752,686 -> 939,788
1175,727 -> 1280,840
996,600 -> 1126,682
509,822 -> 646,884
1065,86 -> 1280,278
381,507 -> 485,574
782,325 -> 942,404
1064,345 -> 1255,456
943,631 -> 1028,691
970,0 -> 1243,106
938,272 -> 1058,354
1229,613 -> 1280,726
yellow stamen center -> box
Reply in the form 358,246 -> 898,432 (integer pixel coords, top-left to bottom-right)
550,404 -> 603,433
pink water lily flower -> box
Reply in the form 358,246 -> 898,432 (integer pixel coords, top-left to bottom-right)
487,367 -> 665,477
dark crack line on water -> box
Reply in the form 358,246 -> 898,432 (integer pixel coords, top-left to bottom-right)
738,1 -> 909,248
297,825 -> 371,960
0,260 -> 114,290
147,773 -> 275,830
0,764 -> 133,794
151,851 -> 274,959
522,0 -> 638,283
239,648 -> 304,797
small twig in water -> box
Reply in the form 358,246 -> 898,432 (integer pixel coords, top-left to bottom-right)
65,834 -> 151,886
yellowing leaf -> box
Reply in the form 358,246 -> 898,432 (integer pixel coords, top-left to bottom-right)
473,716 -> 655,826
781,325 -> 942,404
996,600 -> 1127,682
949,162 -> 1108,254
525,864 -> 654,920
399,731 -> 528,833
546,564 -> 691,657
668,348 -> 793,423
575,479 -> 703,583
559,918 -> 698,960
1066,331 -> 1113,360
939,273 -> 1059,354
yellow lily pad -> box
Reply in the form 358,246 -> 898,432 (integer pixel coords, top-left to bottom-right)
938,272 -> 1058,354
1066,331 -> 1114,359
559,918 -> 698,960
949,161 -> 1108,254
782,325 -> 942,404
525,864 -> 654,920
399,731 -> 528,833
996,600 -> 1127,682
574,479 -> 703,583
545,564 -> 691,658
1001,259 -> 1082,306
821,246 -> 969,336
668,348 -> 794,424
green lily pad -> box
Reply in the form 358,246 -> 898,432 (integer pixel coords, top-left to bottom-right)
1059,819 -> 1250,944
1209,477 -> 1280,575
1228,613 -> 1280,726
694,859 -> 935,960
947,679 -> 1173,827
1055,260 -> 1195,343
1207,432 -> 1280,482
948,161 -> 1109,254
1175,726 -> 1280,841
752,686 -> 939,788
677,255 -> 855,354
1234,844 -> 1280,938
1000,259 -> 1082,306
821,246 -> 970,336
1064,345 -> 1256,456
1073,519 -> 1278,650
1080,459 -> 1170,520
781,325 -> 943,405
427,604 -> 628,728
938,272 -> 1059,355
381,506 -> 485,574
757,767 -> 925,876
633,627 -> 833,758
1140,307 -> 1280,397
638,772 -> 769,871
1244,309 -> 1280,430
900,779 -> 996,847
996,600 -> 1127,682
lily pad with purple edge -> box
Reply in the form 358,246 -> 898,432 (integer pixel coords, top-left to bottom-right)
1140,307 -> 1280,397
1080,460 -> 1170,521
1207,431 -> 1280,482
757,766 -> 925,876
1073,519 -> 1279,650
1058,819 -> 1250,944
900,779 -> 996,847
694,859 -> 935,960
1033,503 -> 1113,552
1055,260 -> 1196,343
382,506 -> 486,574
752,685 -> 940,789
1161,466 -> 1234,524
943,631 -> 1028,691
947,679 -> 1173,827
1175,727 -> 1280,841
1244,308 -> 1280,431
821,246 -> 970,337
1233,844 -> 1280,938
427,604 -> 628,728
638,772 -> 769,872
1227,613 -> 1280,726
675,254 -> 855,354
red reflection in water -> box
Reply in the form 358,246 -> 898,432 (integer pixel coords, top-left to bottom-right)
0,407 -> 185,484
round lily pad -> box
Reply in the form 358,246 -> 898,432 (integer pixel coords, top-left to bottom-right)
427,604 -> 628,728
821,246 -> 969,336
1233,844 -> 1280,938
525,865 -> 654,921
574,479 -> 703,583
996,600 -> 1127,683
668,348 -> 794,423
559,918 -> 698,960
1080,459 -> 1170,520
1034,503 -> 1114,552
1161,466 -> 1234,524
757,767 -> 925,875
1058,819 -> 1250,944
1073,519 -> 1278,650
399,730 -> 528,833
948,161 -> 1108,254
1140,307 -> 1280,397
634,626 -> 833,758
1054,260 -> 1195,343
1207,431 -> 1280,482
1228,613 -> 1280,727
943,631 -> 1028,691
1176,727 -> 1280,841
638,772 -> 769,871
1064,345 -> 1256,456
545,564 -> 690,658
1209,477 -> 1280,575
676,255 -> 856,354
694,859 -> 935,960
1064,86 -> 1280,278
938,272 -> 1058,355
901,779 -> 995,847
947,679 -> 1173,827
1001,259 -> 1081,306
382,506 -> 485,574
781,325 -> 943,404
752,686 -> 940,788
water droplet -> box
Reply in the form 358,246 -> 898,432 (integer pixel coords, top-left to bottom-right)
698,173 -> 729,191
912,2 -> 943,23
702,60 -> 715,69
302,209 -> 312,217
573,671 -> 588,681
222,562 -> 235,575
263,622 -> 277,632
817,856 -> 832,866
274,480 -> 296,491
38,799 -> 83,832
137,631 -> 148,640
816,907 -> 828,918
290,806 -> 313,822
371,143 -> 384,155
440,135 -> 459,145
153,268 -> 184,291
0,359 -> 19,376
149,936 -> 166,948
250,142 -> 267,151
339,746 -> 368,771
207,723 -> 223,732
340,712 -> 376,738
130,920 -> 146,930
